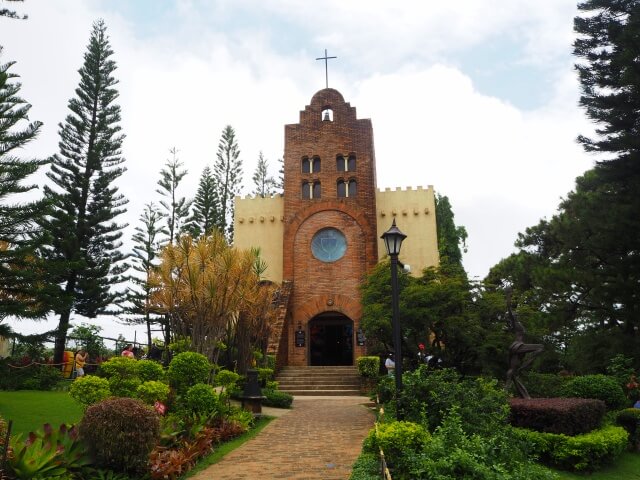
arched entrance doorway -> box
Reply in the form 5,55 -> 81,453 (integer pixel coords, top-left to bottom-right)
308,313 -> 353,366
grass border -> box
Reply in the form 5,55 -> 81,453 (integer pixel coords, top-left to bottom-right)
183,415 -> 274,478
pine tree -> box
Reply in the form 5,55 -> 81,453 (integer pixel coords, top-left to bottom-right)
213,125 -> 243,241
0,0 -> 27,19
156,147 -> 191,244
39,20 -> 128,364
188,166 -> 219,238
574,0 -> 640,177
0,47 -> 49,320
275,157 -> 284,192
252,151 -> 276,198
434,193 -> 467,273
127,202 -> 166,347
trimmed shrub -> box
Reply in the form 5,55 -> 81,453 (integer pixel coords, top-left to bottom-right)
515,424 -> 628,471
256,368 -> 274,383
137,380 -> 170,405
262,389 -> 293,408
560,374 -> 627,410
356,356 -> 380,378
182,383 -> 220,417
97,357 -> 138,379
214,369 -> 241,390
108,376 -> 141,398
69,375 -> 111,409
79,397 -> 160,474
167,352 -> 211,392
509,397 -> 605,435
615,408 -> 640,450
136,359 -> 165,382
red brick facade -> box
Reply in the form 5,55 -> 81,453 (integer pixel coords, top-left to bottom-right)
283,88 -> 379,366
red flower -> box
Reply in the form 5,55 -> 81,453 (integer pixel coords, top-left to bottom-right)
418,343 -> 425,351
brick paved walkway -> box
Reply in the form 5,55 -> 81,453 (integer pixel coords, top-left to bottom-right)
191,396 -> 375,480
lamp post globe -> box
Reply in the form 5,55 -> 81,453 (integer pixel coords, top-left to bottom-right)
380,219 -> 406,419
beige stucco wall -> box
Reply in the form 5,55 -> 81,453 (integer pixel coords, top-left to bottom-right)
0,336 -> 10,358
233,194 -> 284,283
376,186 -> 439,275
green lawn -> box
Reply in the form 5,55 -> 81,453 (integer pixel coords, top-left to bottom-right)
552,452 -> 640,480
0,390 -> 83,436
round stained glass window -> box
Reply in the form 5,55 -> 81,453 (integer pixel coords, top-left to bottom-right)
311,228 -> 347,262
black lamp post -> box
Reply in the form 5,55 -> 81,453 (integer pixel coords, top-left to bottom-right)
381,219 -> 407,420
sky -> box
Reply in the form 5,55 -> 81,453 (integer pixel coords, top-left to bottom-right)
1,0 -> 597,344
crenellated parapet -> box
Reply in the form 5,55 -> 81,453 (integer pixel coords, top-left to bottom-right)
375,184 -> 439,274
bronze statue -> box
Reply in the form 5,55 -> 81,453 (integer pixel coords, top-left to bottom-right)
505,288 -> 543,398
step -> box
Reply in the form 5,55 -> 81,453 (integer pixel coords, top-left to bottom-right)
281,388 -> 362,396
277,378 -> 359,385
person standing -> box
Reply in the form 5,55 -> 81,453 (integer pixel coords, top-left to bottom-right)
385,353 -> 395,376
75,349 -> 88,377
121,344 -> 135,359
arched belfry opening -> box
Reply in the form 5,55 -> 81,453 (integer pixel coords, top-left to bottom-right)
322,106 -> 334,122
308,312 -> 353,366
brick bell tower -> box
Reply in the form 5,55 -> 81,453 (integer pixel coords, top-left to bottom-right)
283,88 -> 379,366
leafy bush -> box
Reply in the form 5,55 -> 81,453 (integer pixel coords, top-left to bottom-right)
404,409 -> 558,480
560,374 -> 627,410
182,383 -> 221,417
356,356 -> 380,378
615,408 -> 640,450
167,352 -> 211,392
69,375 -> 111,409
349,452 -> 380,480
227,408 -> 255,429
262,388 -> 293,408
515,424 -> 628,471
136,359 -> 165,382
214,369 -> 241,391
0,361 -> 63,391
97,357 -> 138,379
363,420 -> 430,471
390,366 -> 510,437
137,380 -> 170,405
509,397 -> 605,435
521,372 -> 571,398
108,375 -> 141,398
79,397 -> 160,474
256,367 -> 274,383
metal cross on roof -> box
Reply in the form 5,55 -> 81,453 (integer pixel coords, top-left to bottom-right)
316,49 -> 337,89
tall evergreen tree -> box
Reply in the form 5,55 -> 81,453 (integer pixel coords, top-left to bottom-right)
213,125 -> 243,241
275,157 -> 284,192
188,165 -> 219,238
39,20 -> 128,364
0,47 -> 49,320
434,193 -> 467,273
574,0 -> 640,177
156,147 -> 190,244
0,0 -> 27,19
252,151 -> 276,198
127,202 -> 166,347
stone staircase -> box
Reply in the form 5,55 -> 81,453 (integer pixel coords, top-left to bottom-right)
276,366 -> 361,396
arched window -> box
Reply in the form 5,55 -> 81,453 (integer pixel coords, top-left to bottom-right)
312,156 -> 321,173
312,181 -> 321,199
337,179 -> 357,198
336,155 -> 345,172
348,179 -> 357,197
347,154 -> 356,171
302,181 -> 311,199
302,156 -> 310,174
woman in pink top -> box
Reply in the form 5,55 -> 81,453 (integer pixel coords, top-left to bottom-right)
121,344 -> 135,358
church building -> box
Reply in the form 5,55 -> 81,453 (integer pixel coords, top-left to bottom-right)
234,87 -> 439,368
